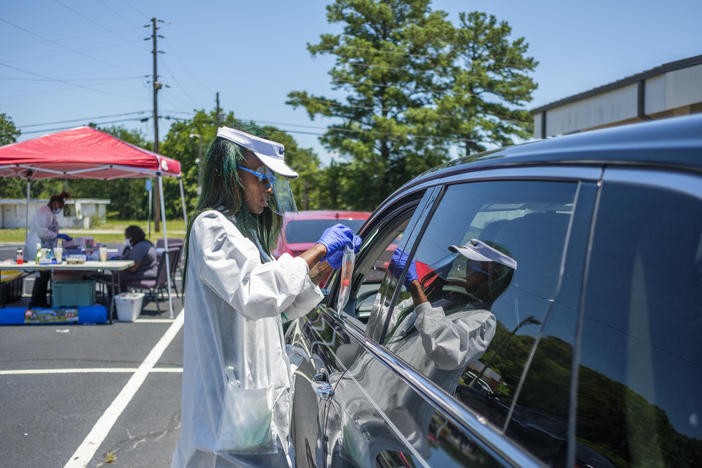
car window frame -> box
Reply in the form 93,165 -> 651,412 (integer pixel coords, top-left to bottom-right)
323,189 -> 432,331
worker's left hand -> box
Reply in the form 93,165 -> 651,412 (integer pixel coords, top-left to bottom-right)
325,233 -> 362,270
317,224 -> 361,269
57,233 -> 72,241
388,248 -> 418,289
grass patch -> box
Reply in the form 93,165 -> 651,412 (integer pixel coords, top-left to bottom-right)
1,219 -> 186,244
0,229 -> 26,243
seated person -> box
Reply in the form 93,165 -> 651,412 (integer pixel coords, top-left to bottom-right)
115,225 -> 157,292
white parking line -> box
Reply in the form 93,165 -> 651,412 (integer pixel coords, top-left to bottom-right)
64,309 -> 184,468
0,367 -> 182,375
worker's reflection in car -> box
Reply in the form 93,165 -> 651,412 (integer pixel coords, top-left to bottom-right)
326,240 -> 516,466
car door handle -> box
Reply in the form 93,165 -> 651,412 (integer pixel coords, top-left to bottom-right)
315,382 -> 334,400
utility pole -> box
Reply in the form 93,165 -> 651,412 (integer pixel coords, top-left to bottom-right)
149,17 -> 164,232
215,92 -> 221,127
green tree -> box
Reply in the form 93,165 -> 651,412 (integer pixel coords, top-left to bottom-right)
0,113 -> 64,199
287,0 -> 537,210
436,12 -> 537,154
0,113 -> 26,198
0,112 -> 20,145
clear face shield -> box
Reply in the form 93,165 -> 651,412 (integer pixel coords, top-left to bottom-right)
238,165 -> 298,216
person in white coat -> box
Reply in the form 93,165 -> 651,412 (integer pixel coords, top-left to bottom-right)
171,126 -> 361,468
25,190 -> 72,307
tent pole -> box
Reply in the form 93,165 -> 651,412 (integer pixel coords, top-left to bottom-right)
157,174 -> 174,319
24,178 -> 31,238
178,176 -> 187,225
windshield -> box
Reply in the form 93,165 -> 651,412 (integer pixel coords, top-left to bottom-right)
285,219 -> 366,244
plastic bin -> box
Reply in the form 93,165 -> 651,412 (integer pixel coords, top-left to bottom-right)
0,273 -> 23,305
52,280 -> 96,307
114,292 -> 144,322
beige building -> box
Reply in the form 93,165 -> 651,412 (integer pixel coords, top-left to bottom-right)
532,54 -> 702,138
0,198 -> 109,229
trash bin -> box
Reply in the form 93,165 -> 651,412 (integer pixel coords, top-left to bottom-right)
114,292 -> 144,322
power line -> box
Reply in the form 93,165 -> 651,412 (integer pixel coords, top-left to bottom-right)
160,43 -> 212,96
96,0 -> 136,25
4,39 -> 146,65
160,57 -> 199,108
19,116 -> 153,135
0,75 -> 146,82
0,26 -> 144,49
0,62 -> 146,101
18,110 -> 150,128
146,109 -> 468,144
53,0 -> 134,44
0,17 -> 139,74
115,0 -> 148,19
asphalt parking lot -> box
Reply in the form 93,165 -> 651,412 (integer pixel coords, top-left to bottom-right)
1,244 -> 184,468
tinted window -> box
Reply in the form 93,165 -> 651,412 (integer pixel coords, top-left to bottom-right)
285,218 -> 366,243
382,181 -> 579,465
578,174 -> 702,467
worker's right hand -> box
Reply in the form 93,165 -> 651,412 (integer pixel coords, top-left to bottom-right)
388,248 -> 418,289
316,224 -> 360,269
57,233 -> 72,241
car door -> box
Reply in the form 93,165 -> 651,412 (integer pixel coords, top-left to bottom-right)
575,167 -> 702,467
285,188 -> 432,468
318,169 -> 599,467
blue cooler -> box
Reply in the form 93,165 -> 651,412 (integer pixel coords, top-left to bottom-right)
52,280 -> 96,307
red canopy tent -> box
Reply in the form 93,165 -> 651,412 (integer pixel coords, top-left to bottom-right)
0,126 -> 188,318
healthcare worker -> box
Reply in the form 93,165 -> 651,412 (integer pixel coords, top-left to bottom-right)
172,126 -> 361,468
25,190 -> 73,307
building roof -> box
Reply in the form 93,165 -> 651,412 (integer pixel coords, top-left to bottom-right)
402,113 -> 702,191
531,54 -> 702,114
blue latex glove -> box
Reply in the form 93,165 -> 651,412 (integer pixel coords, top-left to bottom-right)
388,248 -> 418,289
57,233 -> 72,241
325,233 -> 362,270
317,224 -> 361,269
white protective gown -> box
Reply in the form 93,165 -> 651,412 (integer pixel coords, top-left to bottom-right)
24,204 -> 59,260
172,210 -> 324,468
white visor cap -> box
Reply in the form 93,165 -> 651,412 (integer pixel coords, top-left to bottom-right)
449,238 -> 517,270
217,126 -> 299,179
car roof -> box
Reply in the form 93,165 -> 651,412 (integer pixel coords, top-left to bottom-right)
284,210 -> 372,221
408,113 -> 702,189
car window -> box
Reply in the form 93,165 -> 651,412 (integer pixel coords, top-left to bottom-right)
335,188 -> 439,339
285,218 -> 366,243
577,173 -> 702,467
381,180 -> 579,465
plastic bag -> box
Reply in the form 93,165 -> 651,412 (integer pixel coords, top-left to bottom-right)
336,244 -> 355,312
215,370 -> 276,454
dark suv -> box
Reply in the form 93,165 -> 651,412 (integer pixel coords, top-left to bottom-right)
285,114 -> 702,467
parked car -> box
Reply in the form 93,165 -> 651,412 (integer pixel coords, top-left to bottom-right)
272,210 -> 370,259
285,114 -> 702,467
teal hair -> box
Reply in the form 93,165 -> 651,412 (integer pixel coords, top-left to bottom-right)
183,132 -> 282,284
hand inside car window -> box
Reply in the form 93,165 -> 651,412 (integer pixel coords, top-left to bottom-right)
383,239 -> 516,370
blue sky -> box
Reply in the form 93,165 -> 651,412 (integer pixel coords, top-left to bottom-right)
2,0 -> 701,165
